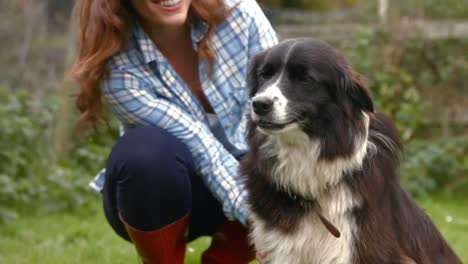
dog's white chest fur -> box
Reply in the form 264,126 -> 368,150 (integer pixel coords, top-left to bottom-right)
250,126 -> 368,264
259,126 -> 368,198
251,184 -> 357,264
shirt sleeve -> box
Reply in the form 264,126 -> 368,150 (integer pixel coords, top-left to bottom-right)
102,70 -> 249,225
245,0 -> 279,59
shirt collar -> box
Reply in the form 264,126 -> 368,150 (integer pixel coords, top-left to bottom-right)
132,23 -> 164,65
132,19 -> 209,66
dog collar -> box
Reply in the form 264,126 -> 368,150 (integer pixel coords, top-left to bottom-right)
287,191 -> 341,238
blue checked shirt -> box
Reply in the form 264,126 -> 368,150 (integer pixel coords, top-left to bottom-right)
89,0 -> 278,225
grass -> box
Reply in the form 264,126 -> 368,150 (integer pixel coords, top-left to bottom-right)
0,207 -> 211,264
0,194 -> 467,263
416,194 -> 468,261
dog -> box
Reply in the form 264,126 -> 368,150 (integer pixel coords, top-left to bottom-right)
241,38 -> 461,264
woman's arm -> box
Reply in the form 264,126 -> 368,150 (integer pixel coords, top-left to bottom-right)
102,70 -> 249,225
245,0 -> 278,61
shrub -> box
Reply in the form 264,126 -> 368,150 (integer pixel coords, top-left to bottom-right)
0,85 -> 117,222
346,29 -> 427,142
402,138 -> 468,197
346,29 -> 467,197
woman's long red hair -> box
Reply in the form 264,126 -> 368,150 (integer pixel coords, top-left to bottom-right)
68,0 -> 230,129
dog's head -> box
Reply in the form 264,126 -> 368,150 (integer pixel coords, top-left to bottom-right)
247,38 -> 374,137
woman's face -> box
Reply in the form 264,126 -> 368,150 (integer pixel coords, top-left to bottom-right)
129,0 -> 192,28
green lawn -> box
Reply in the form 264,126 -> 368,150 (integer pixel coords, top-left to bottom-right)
0,195 -> 466,263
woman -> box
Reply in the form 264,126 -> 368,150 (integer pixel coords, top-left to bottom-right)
69,0 -> 277,263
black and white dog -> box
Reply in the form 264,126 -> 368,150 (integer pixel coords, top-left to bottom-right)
241,38 -> 461,264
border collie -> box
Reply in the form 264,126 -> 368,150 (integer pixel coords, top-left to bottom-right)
241,38 -> 461,264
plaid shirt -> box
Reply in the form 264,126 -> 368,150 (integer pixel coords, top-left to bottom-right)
89,0 -> 278,225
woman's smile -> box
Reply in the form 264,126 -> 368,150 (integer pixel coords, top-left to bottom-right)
152,0 -> 183,11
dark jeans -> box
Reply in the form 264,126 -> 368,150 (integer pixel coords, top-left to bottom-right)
102,126 -> 226,242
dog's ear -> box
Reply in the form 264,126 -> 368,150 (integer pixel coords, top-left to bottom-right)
247,51 -> 266,97
344,70 -> 374,113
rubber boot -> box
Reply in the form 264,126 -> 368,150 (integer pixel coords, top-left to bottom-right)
202,220 -> 255,264
122,212 -> 190,264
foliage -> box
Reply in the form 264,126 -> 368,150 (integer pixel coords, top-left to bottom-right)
346,29 -> 427,142
0,85 -> 118,223
393,0 -> 468,19
400,37 -> 468,127
345,29 -> 467,197
402,138 -> 468,197
261,0 -> 468,20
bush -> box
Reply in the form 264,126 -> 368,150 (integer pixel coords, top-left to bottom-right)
0,85 -> 118,222
393,0 -> 468,19
345,29 -> 468,197
402,138 -> 468,197
346,29 -> 427,142
261,0 -> 468,19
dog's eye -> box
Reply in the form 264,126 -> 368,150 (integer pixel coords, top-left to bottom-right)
289,65 -> 311,83
259,65 -> 274,80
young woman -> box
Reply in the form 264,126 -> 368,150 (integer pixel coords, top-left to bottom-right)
69,0 -> 277,263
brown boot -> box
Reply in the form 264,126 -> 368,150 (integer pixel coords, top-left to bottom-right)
122,212 -> 190,264
202,220 -> 255,264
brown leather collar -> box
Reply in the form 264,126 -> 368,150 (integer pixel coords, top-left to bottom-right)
287,191 -> 341,238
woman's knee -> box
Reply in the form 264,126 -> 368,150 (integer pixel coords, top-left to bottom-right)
105,126 -> 195,230
107,126 -> 193,177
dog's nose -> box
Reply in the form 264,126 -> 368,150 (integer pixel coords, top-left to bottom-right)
252,97 -> 274,116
